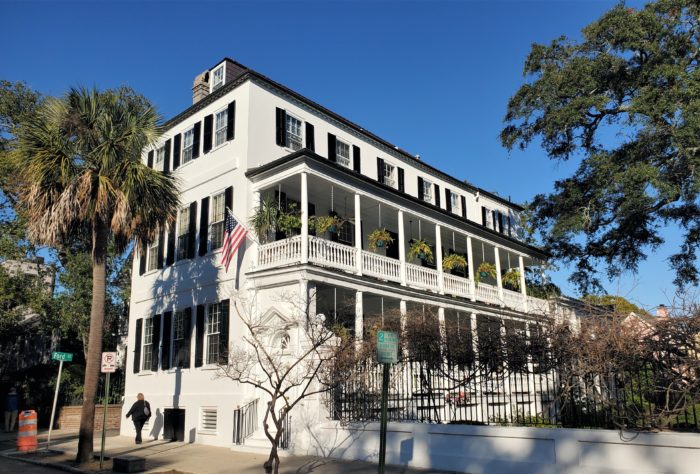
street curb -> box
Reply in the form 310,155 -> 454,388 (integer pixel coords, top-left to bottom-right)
1,452 -> 95,474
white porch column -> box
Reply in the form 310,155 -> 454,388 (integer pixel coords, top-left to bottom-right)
355,291 -> 363,343
519,255 -> 528,313
470,313 -> 479,357
354,193 -> 362,275
300,171 -> 309,264
398,210 -> 407,286
466,236 -> 476,301
436,225 -> 444,294
251,190 -> 261,269
494,246 -> 504,306
400,300 -> 408,356
438,307 -> 446,341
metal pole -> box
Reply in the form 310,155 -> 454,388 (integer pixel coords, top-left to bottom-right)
47,360 -> 63,450
378,363 -> 390,474
100,372 -> 110,470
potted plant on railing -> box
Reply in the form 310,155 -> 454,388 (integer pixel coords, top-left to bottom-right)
368,228 -> 393,251
277,203 -> 302,237
408,239 -> 434,263
475,261 -> 497,283
442,253 -> 467,272
312,214 -> 343,235
502,268 -> 521,291
250,195 -> 279,243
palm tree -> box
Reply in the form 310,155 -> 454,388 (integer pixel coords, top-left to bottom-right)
17,87 -> 179,463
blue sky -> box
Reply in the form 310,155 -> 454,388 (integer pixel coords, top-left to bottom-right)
5,0 -> 679,311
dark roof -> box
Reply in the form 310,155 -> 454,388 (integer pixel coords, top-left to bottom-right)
246,149 -> 548,260
163,58 -> 524,211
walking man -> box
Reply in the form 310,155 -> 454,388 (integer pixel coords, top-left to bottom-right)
125,393 -> 151,444
4,387 -> 18,432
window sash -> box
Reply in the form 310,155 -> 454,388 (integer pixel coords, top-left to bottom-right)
212,67 -> 224,91
423,181 -> 433,202
206,304 -> 222,365
156,147 -> 165,164
147,240 -> 159,271
384,163 -> 396,188
210,193 -> 226,251
336,140 -> 351,167
142,319 -> 153,370
286,116 -> 303,151
215,110 -> 227,147
451,193 -> 460,211
183,129 -> 194,164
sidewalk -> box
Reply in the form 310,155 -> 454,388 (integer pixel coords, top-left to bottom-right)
3,431 -> 455,474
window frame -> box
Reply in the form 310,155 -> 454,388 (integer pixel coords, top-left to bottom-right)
172,309 -> 188,368
214,107 -> 228,148
383,162 -> 396,188
335,137 -> 351,168
147,236 -> 159,272
211,65 -> 225,92
142,317 -> 154,372
285,113 -> 303,151
209,191 -> 226,252
422,179 -> 433,203
451,192 -> 460,214
182,127 -> 194,165
205,302 -> 223,365
155,146 -> 165,170
176,206 -> 190,261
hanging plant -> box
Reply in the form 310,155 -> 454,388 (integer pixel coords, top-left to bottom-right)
250,195 -> 279,243
313,214 -> 342,234
502,268 -> 521,291
475,262 -> 497,283
408,239 -> 434,263
277,203 -> 302,236
442,253 -> 467,272
368,228 -> 393,251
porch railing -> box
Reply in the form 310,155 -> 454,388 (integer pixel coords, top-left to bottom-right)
308,236 -> 356,272
362,251 -> 402,283
254,236 -> 550,316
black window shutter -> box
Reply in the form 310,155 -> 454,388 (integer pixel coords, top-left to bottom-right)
352,145 -> 361,172
398,168 -> 405,192
275,108 -> 287,146
139,249 -> 146,275
328,134 -> 337,162
492,210 -> 498,231
418,177 -> 425,200
166,225 -> 176,266
157,229 -> 164,269
224,186 -> 233,212
498,212 -> 504,233
195,305 -> 205,367
461,196 -> 467,218
151,314 -> 161,372
219,300 -> 230,364
508,215 -> 512,237
377,158 -> 385,184
173,134 -> 181,170
226,101 -> 236,141
164,139 -> 171,174
482,207 -> 487,226
199,197 -> 210,256
306,122 -> 315,151
147,150 -> 154,168
187,201 -> 197,259
162,311 -> 172,370
192,121 -> 201,159
435,184 -> 441,207
203,114 -> 213,154
445,188 -> 452,212
133,318 -> 143,374
183,307 -> 192,368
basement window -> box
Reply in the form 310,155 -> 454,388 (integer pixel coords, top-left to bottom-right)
200,407 -> 218,432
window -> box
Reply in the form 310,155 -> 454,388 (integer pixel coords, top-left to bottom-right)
337,221 -> 354,246
383,162 -> 396,188
142,318 -> 154,371
177,207 -> 189,260
210,192 -> 226,251
211,65 -> 224,91
147,237 -> 159,272
182,128 -> 194,164
336,138 -> 351,168
155,146 -> 165,169
214,109 -> 227,147
206,303 -> 223,364
200,407 -> 218,432
422,179 -> 433,203
286,115 -> 303,151
451,193 -> 460,213
172,310 -> 188,367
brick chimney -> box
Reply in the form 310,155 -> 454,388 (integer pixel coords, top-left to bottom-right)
192,70 -> 210,104
656,304 -> 669,319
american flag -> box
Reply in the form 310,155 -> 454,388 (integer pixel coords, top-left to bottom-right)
221,207 -> 248,272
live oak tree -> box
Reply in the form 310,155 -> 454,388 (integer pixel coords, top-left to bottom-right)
501,0 -> 700,293
16,87 -> 179,463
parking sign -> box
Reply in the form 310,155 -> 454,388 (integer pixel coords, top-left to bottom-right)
101,352 -> 117,373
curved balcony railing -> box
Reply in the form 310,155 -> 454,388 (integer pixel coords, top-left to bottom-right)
254,236 -> 550,315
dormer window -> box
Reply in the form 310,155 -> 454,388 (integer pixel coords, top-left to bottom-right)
286,115 -> 303,151
336,138 -> 351,168
211,65 -> 225,92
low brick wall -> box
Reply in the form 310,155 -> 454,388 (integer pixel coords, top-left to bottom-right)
57,404 -> 122,431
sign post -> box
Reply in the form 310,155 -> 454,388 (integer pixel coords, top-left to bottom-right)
376,331 -> 398,474
47,351 -> 73,450
99,352 -> 117,470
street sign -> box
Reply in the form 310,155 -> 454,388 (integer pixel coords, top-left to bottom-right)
101,352 -> 117,373
51,351 -> 73,362
376,331 -> 398,364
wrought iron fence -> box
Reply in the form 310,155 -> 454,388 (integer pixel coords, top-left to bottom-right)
280,408 -> 291,449
233,398 -> 259,445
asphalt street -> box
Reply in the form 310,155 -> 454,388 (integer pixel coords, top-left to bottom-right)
0,456 -> 67,473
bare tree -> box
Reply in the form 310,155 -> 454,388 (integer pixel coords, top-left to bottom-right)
216,291 -> 355,474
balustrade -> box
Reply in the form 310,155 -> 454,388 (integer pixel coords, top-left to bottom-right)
362,251 -> 402,283
406,263 -> 440,292
257,236 -> 301,269
442,273 -> 472,299
308,235 -> 356,273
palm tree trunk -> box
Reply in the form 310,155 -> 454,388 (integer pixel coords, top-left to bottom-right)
76,220 -> 108,463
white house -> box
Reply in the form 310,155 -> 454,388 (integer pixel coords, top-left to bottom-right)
122,58 -> 576,448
